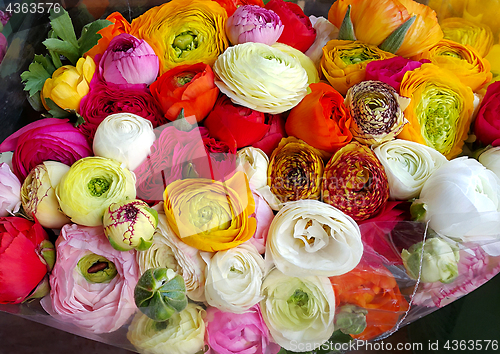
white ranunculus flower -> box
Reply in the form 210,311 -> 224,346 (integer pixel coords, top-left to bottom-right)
93,113 -> 156,171
260,268 -> 335,351
266,200 -> 363,277
204,243 -> 264,313
271,42 -> 319,84
137,203 -> 207,302
214,42 -> 309,114
236,147 -> 269,189
479,146 -> 500,178
305,16 -> 339,68
415,157 -> 500,252
374,140 -> 447,200
0,162 -> 21,217
127,303 -> 206,354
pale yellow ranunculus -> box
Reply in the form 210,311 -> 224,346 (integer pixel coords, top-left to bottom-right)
441,17 -> 494,57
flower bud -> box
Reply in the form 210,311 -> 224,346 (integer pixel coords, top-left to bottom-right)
402,237 -> 460,283
134,267 -> 188,322
335,304 -> 368,335
77,253 -> 118,284
103,199 -> 158,252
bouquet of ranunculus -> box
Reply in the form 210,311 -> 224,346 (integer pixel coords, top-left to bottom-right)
2,0 -> 500,352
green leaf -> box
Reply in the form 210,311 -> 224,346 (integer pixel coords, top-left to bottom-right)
33,54 -> 57,76
49,8 -> 78,48
20,62 -> 52,96
43,38 -> 80,65
78,19 -> 113,56
379,15 -> 417,53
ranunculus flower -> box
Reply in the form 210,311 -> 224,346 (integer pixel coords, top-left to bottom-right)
320,40 -> 396,96
213,42 -> 309,114
286,82 -> 352,154
266,200 -> 363,277
129,0 -> 229,74
252,114 -> 287,156
304,16 -> 339,69
204,95 -> 269,149
0,217 -> 54,304
213,0 -> 264,17
41,56 -> 96,112
92,112 -> 156,171
412,39 -> 492,92
0,163 -> 21,216
267,137 -> 325,206
272,42 -> 320,84
0,33 -> 7,64
163,171 -> 256,252
345,80 -> 409,145
322,141 -> 390,221
365,56 -> 426,92
204,243 -> 265,313
260,268 -> 336,351
205,305 -> 280,354
85,12 -> 131,59
474,81 -> 500,146
99,33 -> 159,87
127,303 -> 206,354
78,77 -> 164,143
479,147 -> 500,178
150,63 -> 219,124
413,157 -> 500,245
21,161 -> 71,229
398,63 -> 475,159
247,189 -> 274,254
0,118 -> 92,181
236,147 -> 269,190
441,17 -> 494,58
328,0 -> 443,58
226,5 -> 283,45
56,156 -> 137,227
41,224 -> 139,333
137,205 -> 207,302
265,0 -> 316,52
373,140 -> 447,200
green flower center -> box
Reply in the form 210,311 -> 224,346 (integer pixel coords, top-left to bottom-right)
173,31 -> 198,58
340,49 -> 376,65
77,253 -> 118,283
288,289 -> 309,307
88,177 -> 111,197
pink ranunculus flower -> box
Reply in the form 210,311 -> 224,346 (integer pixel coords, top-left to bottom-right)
205,305 -> 280,354
247,190 -> 274,254
0,33 -> 7,64
226,5 -> 284,46
0,118 -> 92,182
252,114 -> 287,157
365,57 -> 429,93
99,33 -> 159,87
41,224 -> 140,333
0,163 -> 21,216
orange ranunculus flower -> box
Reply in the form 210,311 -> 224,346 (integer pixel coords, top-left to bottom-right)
285,82 -> 352,154
330,258 -> 409,341
150,63 -> 219,124
163,171 -> 256,252
398,63 -> 475,159
440,17 -> 494,57
320,40 -> 395,96
212,0 -> 264,17
412,39 -> 492,92
85,12 -> 131,59
129,0 -> 229,75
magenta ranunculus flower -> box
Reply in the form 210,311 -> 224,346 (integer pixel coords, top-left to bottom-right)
0,118 -> 92,181
226,5 -> 284,45
205,305 -> 280,354
41,224 -> 140,333
99,33 -> 159,87
0,163 -> 21,216
78,78 -> 164,143
0,33 -> 7,64
365,57 -> 429,92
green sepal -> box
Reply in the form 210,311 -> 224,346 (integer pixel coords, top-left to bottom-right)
27,92 -> 45,112
136,238 -> 154,252
173,108 -> 195,132
43,98 -> 73,118
410,202 -> 427,222
379,15 -> 416,53
75,112 -> 86,127
39,239 -> 56,271
78,19 -> 113,55
24,276 -> 50,303
108,235 -> 132,252
145,207 -> 159,228
338,5 -> 357,41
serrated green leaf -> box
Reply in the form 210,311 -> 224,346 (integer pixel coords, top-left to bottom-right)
43,38 -> 80,65
33,54 -> 57,75
44,98 -> 73,119
78,19 -> 113,56
49,8 -> 78,48
20,62 -> 52,96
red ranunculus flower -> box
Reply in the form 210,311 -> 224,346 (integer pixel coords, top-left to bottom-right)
204,95 -> 270,149
150,63 -> 219,124
0,118 -> 92,182
474,81 -> 500,146
78,77 -> 164,143
264,0 -> 316,53
0,217 -> 53,304
253,114 -> 287,156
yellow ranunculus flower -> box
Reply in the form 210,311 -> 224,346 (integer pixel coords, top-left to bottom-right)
41,56 -> 95,112
413,39 -> 492,92
440,17 -> 494,57
163,171 -> 256,252
320,40 -> 395,96
129,0 -> 228,75
485,44 -> 500,84
397,63 -> 475,159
